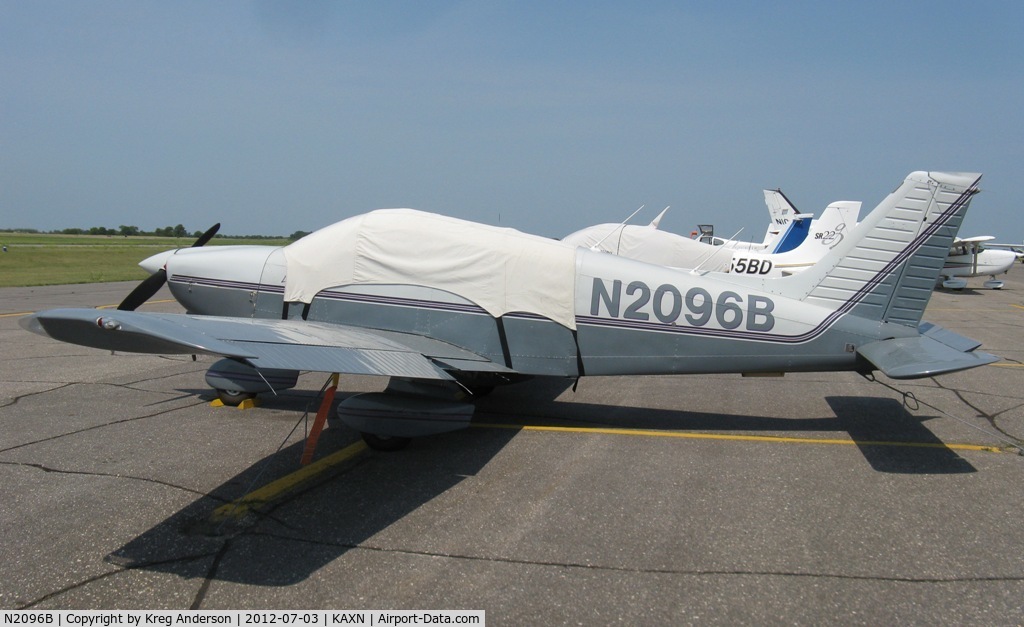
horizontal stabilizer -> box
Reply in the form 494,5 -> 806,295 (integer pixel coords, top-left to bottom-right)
857,333 -> 998,379
919,322 -> 983,353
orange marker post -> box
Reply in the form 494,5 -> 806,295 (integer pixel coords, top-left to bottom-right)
300,373 -> 340,466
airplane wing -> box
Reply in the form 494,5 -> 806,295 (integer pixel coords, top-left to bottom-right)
981,241 -> 1024,254
856,323 -> 999,379
22,309 -> 514,381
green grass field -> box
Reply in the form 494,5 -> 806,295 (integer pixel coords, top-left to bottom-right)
0,232 -> 290,287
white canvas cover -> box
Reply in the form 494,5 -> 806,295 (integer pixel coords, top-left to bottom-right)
283,209 -> 579,329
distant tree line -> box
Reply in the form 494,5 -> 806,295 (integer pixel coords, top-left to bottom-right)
0,226 -> 311,240
52,225 -> 200,237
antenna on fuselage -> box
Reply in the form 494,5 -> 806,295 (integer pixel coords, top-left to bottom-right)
650,206 -> 669,229
590,205 -> 645,253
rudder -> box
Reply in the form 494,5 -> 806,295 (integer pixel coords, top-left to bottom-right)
782,171 -> 981,327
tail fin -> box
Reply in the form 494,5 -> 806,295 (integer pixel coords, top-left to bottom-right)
739,201 -> 861,276
763,188 -> 800,224
763,189 -> 805,253
769,214 -> 811,254
786,200 -> 860,257
809,201 -> 860,245
786,171 -> 981,327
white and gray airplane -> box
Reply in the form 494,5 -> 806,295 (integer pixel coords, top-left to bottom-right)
22,171 -> 997,451
938,236 -> 1017,289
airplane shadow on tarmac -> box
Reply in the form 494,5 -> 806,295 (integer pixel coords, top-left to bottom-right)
106,378 -> 974,587
827,395 -> 977,474
106,388 -> 523,588
476,378 -> 977,475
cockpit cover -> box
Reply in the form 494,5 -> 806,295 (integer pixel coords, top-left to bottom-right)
282,209 -> 579,329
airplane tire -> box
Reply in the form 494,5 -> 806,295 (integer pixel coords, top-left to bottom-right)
216,388 -> 256,406
360,432 -> 412,452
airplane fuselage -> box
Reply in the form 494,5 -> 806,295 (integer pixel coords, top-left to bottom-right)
161,244 -> 913,381
942,248 -> 1016,279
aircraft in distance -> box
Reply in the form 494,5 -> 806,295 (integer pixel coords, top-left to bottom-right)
576,190 -> 1015,290
563,199 -> 860,277
22,171 -> 997,451
698,188 -> 811,252
939,236 -> 1018,289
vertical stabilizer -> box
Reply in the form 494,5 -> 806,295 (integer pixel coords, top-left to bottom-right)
777,172 -> 981,327
763,188 -> 804,253
770,215 -> 811,254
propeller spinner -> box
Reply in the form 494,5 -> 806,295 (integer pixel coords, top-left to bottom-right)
117,223 -> 220,311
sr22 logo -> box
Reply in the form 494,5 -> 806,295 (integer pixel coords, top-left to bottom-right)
729,257 -> 773,275
814,223 -> 846,248
590,278 -> 776,331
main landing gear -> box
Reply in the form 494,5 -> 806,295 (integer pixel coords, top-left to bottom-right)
206,364 -> 515,452
359,432 -> 413,452
215,388 -> 257,406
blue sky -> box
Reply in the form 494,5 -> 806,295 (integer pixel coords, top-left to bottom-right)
3,1 -> 1023,241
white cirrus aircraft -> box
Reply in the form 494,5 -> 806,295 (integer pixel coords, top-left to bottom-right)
22,171 -> 997,451
573,188 -> 1015,290
563,198 -> 860,277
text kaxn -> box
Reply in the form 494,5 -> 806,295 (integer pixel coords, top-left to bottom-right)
590,278 -> 776,331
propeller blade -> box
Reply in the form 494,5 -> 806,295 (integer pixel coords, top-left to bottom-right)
192,223 -> 221,247
116,223 -> 220,311
117,268 -> 167,311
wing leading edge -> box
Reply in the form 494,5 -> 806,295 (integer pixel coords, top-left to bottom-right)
22,309 -> 513,381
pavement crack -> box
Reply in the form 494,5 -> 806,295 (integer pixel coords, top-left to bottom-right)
934,380 -> 1024,445
241,531 -> 1024,584
17,551 -> 219,609
0,396 -> 209,455
1,460 -> 218,500
189,541 -> 232,610
1,382 -> 76,409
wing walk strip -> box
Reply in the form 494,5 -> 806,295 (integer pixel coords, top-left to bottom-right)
211,422 -> 1005,523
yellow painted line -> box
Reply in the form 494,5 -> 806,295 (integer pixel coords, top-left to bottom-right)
2,299 -> 177,317
474,423 -> 1006,453
1012,304 -> 1024,311
992,362 -> 1024,368
926,308 -> 1014,313
3,299 -> 176,317
211,440 -> 368,522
